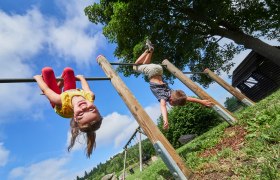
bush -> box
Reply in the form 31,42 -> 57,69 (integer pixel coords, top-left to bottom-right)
158,100 -> 223,148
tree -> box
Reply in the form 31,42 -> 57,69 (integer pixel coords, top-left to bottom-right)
224,96 -> 244,112
157,100 -> 222,148
85,0 -> 279,86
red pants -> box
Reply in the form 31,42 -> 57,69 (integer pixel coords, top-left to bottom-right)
42,67 -> 76,107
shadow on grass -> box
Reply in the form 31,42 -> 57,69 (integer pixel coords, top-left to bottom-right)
180,145 -> 202,155
157,169 -> 175,180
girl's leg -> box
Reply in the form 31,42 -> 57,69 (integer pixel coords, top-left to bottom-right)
134,50 -> 150,64
143,50 -> 153,64
42,67 -> 61,94
62,67 -> 76,91
42,67 -> 61,107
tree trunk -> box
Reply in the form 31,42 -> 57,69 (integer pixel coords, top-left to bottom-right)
216,28 -> 280,66
182,8 -> 280,66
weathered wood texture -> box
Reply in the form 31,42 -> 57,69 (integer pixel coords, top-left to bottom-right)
204,68 -> 255,106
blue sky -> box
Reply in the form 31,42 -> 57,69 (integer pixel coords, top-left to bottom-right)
0,1 -> 278,180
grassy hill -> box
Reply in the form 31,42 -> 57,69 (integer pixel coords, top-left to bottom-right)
125,89 -> 280,179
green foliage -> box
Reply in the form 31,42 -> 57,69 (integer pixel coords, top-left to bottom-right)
224,96 -> 245,112
126,160 -> 173,180
158,100 -> 223,148
79,138 -> 155,180
85,0 -> 280,86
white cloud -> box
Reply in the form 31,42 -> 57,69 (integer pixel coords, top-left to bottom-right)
0,8 -> 46,121
56,0 -> 97,21
97,112 -> 137,147
0,1 -> 106,119
0,9 -> 45,60
47,0 -> 106,66
144,103 -> 162,123
48,26 -> 105,65
0,143 -> 9,167
0,83 -> 43,121
8,157 -> 77,180
66,103 -> 162,152
98,103 -> 161,148
65,112 -> 134,152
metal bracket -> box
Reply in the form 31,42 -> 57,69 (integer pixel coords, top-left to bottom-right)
153,141 -> 187,180
212,105 -> 236,125
241,98 -> 255,106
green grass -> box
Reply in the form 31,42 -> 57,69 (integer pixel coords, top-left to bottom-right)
125,89 -> 280,180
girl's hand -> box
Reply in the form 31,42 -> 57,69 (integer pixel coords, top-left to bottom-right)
202,100 -> 214,107
57,80 -> 64,89
33,75 -> 43,81
76,75 -> 92,92
75,75 -> 85,80
163,120 -> 169,130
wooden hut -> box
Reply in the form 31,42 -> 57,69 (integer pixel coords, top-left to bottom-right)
232,48 -> 280,102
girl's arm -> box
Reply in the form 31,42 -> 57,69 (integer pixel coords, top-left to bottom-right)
186,97 -> 213,107
76,75 -> 91,91
76,75 -> 94,98
160,99 -> 169,130
33,75 -> 62,106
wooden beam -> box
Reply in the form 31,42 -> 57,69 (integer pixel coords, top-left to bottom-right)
204,68 -> 255,106
97,55 -> 192,179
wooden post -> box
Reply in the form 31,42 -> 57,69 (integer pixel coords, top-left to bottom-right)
97,55 -> 192,179
203,68 -> 255,106
162,59 -> 237,125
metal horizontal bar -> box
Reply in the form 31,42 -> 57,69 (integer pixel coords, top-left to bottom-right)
0,77 -> 111,83
110,62 -> 166,67
123,127 -> 140,149
183,72 -> 207,74
110,62 -> 138,66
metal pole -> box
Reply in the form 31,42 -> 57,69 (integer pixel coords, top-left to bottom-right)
123,149 -> 127,180
123,128 -> 138,149
97,55 -> 192,179
109,62 -> 166,67
183,72 -> 207,74
0,77 -> 111,83
139,132 -> 143,172
110,62 -> 138,66
203,68 -> 255,106
162,59 -> 237,125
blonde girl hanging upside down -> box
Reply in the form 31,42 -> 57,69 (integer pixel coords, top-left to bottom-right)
133,41 -> 213,130
34,67 -> 102,158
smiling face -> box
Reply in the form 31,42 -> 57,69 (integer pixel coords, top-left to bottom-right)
73,99 -> 101,126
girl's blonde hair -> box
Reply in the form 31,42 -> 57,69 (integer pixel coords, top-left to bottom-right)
68,117 -> 102,158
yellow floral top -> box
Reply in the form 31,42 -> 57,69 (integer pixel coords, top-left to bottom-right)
54,89 -> 94,118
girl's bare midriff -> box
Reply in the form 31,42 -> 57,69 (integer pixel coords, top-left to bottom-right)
150,75 -> 165,84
